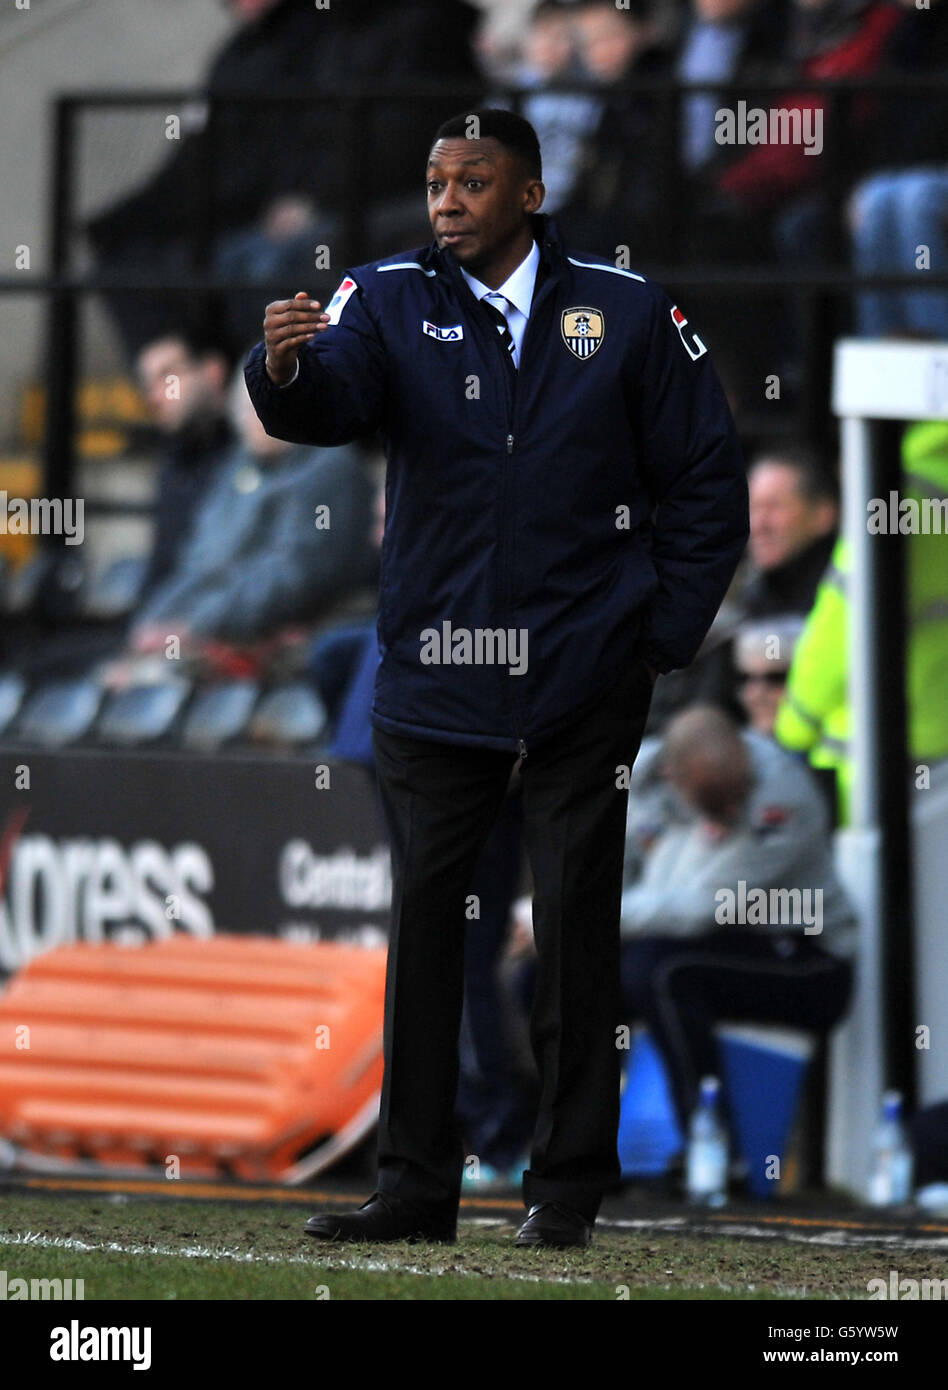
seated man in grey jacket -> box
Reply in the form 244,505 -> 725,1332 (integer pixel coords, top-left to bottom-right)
115,371 -> 376,673
620,705 -> 856,1131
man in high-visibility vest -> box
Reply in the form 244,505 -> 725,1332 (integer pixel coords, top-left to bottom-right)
775,421 -> 948,824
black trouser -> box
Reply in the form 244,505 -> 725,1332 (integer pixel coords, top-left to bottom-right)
620,929 -> 854,1131
371,656 -> 655,1224
456,787 -> 533,1171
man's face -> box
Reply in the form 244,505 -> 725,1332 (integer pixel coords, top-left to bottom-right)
427,137 -> 543,278
137,338 -> 223,435
576,5 -> 650,84
694,0 -> 758,22
748,462 -> 834,571
737,657 -> 788,736
524,11 -> 575,80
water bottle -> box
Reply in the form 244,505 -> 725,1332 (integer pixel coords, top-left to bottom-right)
867,1090 -> 914,1207
686,1075 -> 728,1207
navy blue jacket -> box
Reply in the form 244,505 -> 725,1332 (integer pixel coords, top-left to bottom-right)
245,214 -> 748,755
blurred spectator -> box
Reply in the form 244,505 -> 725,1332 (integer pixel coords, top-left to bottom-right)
0,331 -> 234,683
307,479 -> 386,768
739,445 -> 839,619
776,421 -> 948,823
717,0 -> 895,223
135,332 -> 235,601
642,446 -> 836,737
618,706 -> 857,1130
734,616 -> 805,736
554,1 -> 673,257
106,368 -> 376,680
678,0 -> 791,177
849,0 -> 948,344
851,168 -> 948,339
87,0 -> 480,360
574,0 -> 663,83
499,2 -> 601,214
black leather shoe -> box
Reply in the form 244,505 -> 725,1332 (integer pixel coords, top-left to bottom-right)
304,1190 -> 457,1244
515,1202 -> 593,1248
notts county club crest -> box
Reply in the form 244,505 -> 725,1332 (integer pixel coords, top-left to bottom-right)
561,307 -> 604,359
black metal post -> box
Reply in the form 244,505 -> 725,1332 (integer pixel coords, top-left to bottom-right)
43,98 -> 78,528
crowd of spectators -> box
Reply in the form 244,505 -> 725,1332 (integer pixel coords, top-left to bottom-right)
81,0 -> 948,380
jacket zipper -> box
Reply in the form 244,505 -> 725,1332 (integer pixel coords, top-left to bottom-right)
452,252 -> 557,762
509,431 -> 527,758
502,266 -> 556,763
495,350 -> 526,758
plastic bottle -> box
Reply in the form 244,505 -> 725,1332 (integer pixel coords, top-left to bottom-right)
867,1090 -> 914,1206
686,1075 -> 728,1207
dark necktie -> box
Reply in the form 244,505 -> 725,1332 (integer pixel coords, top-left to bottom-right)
480,296 -> 517,373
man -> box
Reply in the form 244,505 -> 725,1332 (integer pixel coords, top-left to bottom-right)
245,108 -> 748,1248
619,706 -> 856,1132
741,446 -> 838,620
135,333 -> 234,601
733,616 -> 804,737
126,371 -> 375,661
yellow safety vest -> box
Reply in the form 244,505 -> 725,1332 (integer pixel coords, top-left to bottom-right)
775,421 -> 948,824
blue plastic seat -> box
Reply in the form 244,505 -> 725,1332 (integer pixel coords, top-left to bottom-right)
97,680 -> 190,747
181,681 -> 260,751
0,672 -> 27,736
17,677 -> 102,747
248,682 -> 327,747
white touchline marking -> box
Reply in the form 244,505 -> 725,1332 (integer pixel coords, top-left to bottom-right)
600,1217 -> 948,1250
0,1232 -> 597,1286
0,1232 -> 312,1264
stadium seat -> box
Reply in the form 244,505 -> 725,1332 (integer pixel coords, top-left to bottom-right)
97,679 -> 190,747
181,680 -> 260,752
16,677 -> 103,747
81,555 -> 147,621
0,936 -> 387,1182
0,671 -> 27,737
1,551 -> 57,616
248,681 -> 327,747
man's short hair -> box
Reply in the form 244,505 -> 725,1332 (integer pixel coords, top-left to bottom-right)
432,109 -> 542,182
749,442 -> 838,506
138,323 -> 225,369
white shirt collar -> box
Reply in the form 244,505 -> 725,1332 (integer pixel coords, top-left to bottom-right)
459,239 -> 541,319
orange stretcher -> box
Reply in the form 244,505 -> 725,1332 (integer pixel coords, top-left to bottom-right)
0,935 -> 387,1183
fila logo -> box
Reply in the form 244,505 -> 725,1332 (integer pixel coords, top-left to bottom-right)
422,321 -> 464,342
670,305 -> 708,362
